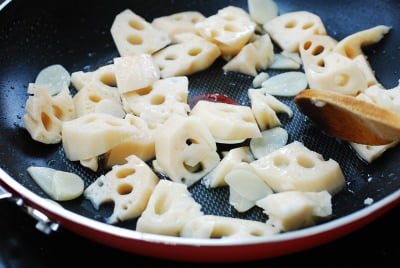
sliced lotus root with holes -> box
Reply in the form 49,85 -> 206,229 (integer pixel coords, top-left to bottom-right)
154,114 -> 220,187
195,6 -> 256,60
250,141 -> 345,195
256,190 -> 332,232
190,100 -> 261,143
302,52 -> 368,95
114,53 -> 160,94
263,11 -> 327,53
299,27 -> 390,93
136,179 -> 204,236
73,81 -> 122,118
84,155 -> 159,224
61,113 -> 139,161
223,34 -> 275,77
299,34 -> 338,73
334,25 -> 391,59
333,25 -> 391,87
298,34 -> 367,95
104,114 -> 156,167
121,76 -> 190,128
71,64 -> 117,92
181,215 -> 279,239
152,33 -> 220,78
24,84 -> 75,144
152,11 -> 206,43
111,9 -> 170,56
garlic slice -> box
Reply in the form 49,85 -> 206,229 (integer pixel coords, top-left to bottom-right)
27,166 -> 84,201
250,127 -> 288,159
247,0 -> 278,25
252,72 -> 269,88
269,53 -> 301,70
261,71 -> 308,96
225,163 -> 273,212
34,64 -> 71,96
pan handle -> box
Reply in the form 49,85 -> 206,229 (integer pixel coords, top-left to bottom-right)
0,184 -> 59,234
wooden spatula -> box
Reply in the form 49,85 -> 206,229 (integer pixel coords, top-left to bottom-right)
294,89 -> 400,145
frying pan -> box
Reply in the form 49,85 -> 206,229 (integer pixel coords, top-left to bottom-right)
0,0 -> 399,263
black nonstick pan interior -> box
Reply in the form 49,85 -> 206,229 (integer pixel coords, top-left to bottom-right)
0,0 -> 399,260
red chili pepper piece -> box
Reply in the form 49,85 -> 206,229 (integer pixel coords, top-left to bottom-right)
189,93 -> 239,108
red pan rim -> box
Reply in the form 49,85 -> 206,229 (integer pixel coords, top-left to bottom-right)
1,167 -> 399,262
